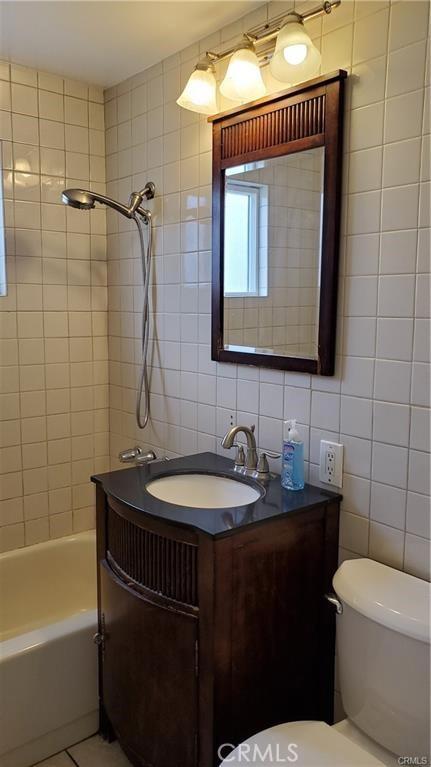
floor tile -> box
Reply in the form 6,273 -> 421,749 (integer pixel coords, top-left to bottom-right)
34,753 -> 75,767
68,735 -> 132,767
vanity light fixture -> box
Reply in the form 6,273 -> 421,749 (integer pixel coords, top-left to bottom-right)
176,56 -> 218,115
177,0 -> 340,115
220,39 -> 266,102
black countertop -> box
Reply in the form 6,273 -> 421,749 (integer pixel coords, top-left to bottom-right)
92,452 -> 341,538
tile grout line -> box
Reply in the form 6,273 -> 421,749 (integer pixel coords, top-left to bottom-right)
368,0 -> 391,561
65,749 -> 80,767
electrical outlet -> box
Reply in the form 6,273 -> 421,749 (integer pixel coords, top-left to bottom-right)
319,440 -> 344,487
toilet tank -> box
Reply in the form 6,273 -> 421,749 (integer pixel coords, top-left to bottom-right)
333,558 -> 430,758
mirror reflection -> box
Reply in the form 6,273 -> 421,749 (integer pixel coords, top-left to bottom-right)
223,146 -> 324,359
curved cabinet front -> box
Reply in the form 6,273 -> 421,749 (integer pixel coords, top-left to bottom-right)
100,562 -> 198,767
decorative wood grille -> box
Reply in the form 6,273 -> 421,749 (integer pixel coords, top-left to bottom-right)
107,506 -> 198,607
221,94 -> 325,160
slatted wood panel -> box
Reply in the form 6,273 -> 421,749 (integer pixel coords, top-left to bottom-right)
221,94 -> 325,161
107,506 -> 198,607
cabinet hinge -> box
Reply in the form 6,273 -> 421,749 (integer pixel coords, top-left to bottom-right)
93,613 -> 106,657
194,640 -> 199,676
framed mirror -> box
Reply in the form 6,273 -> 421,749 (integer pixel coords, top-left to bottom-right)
210,70 -> 346,375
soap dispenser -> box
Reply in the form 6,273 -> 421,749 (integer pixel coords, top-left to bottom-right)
281,419 -> 305,491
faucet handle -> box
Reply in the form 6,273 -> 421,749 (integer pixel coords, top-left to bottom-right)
253,450 -> 281,481
118,446 -> 142,463
135,450 -> 157,465
250,424 -> 255,433
264,450 -> 281,460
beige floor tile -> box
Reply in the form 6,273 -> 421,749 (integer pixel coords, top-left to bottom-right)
34,753 -> 75,767
68,736 -> 132,767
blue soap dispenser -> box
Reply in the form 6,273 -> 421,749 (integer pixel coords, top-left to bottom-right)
281,419 -> 305,491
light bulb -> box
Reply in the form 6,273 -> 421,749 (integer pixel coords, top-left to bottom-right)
284,43 -> 307,65
220,45 -> 266,102
177,63 -> 218,115
270,13 -> 321,83
187,75 -> 213,106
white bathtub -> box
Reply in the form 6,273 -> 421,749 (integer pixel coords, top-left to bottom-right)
0,531 -> 99,767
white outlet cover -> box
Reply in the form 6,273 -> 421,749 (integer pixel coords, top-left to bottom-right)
319,440 -> 344,487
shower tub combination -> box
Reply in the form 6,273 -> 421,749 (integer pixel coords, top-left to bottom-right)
0,183 -> 156,767
0,532 -> 98,767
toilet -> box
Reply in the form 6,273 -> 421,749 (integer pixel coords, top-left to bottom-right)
221,558 -> 430,766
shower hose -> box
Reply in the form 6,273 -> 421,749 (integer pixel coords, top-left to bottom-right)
133,210 -> 153,430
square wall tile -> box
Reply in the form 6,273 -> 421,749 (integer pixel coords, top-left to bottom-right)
404,533 -> 430,580
350,102 -> 384,151
376,319 -> 413,362
389,1 -> 430,51
353,8 -> 389,64
372,442 -> 408,488
384,90 -> 424,143
373,401 -> 410,447
378,275 -> 415,318
386,40 -> 427,98
382,138 -> 421,188
370,481 -> 406,529
369,521 -> 404,568
382,184 -> 419,231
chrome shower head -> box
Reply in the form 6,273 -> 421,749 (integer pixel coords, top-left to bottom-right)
62,189 -> 96,210
61,184 -> 155,219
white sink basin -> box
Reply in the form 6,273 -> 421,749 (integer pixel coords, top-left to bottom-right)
145,473 -> 261,509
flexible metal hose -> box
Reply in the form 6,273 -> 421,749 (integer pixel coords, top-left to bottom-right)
133,211 -> 153,430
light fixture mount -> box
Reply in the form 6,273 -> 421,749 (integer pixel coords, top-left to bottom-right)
283,11 -> 303,23
195,54 -> 216,73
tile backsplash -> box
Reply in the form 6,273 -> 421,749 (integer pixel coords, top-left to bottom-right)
105,0 -> 430,581
0,64 -> 109,550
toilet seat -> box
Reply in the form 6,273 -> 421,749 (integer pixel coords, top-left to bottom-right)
220,721 -> 386,766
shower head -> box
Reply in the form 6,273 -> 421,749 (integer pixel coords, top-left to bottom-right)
62,189 -> 96,210
62,183 -> 155,219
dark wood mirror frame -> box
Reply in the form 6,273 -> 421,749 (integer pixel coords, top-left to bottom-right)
209,69 -> 347,376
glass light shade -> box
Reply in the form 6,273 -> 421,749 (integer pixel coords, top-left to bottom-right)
177,66 -> 218,115
220,47 -> 267,101
270,18 -> 321,83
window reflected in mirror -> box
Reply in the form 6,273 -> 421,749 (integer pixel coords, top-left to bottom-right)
223,146 -> 324,360
0,142 -> 6,296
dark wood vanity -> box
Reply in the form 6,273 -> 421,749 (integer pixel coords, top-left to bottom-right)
92,452 -> 341,767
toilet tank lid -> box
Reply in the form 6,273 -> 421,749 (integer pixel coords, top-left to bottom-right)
333,558 -> 430,644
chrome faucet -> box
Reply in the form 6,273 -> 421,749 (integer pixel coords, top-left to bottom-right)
221,425 -> 279,481
118,446 -> 157,465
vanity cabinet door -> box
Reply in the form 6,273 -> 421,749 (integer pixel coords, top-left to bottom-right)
100,561 -> 198,767
223,512 -> 332,745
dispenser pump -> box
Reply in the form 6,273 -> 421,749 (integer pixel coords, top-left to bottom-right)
285,419 -> 301,443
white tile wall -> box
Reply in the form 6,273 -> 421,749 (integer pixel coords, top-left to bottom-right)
1,1 -> 427,582
105,0 -> 430,581
0,63 -> 108,551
